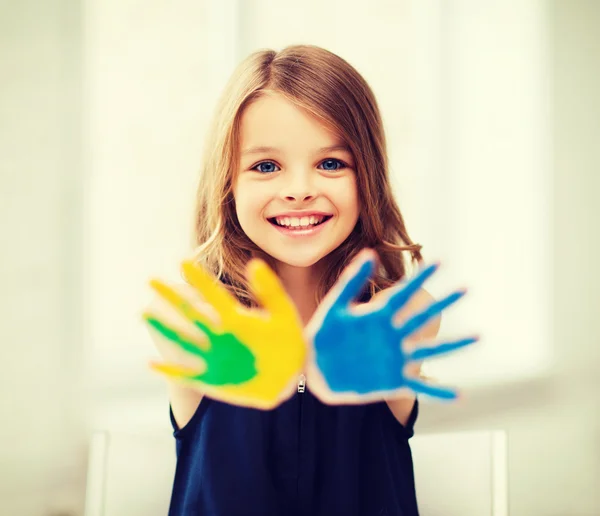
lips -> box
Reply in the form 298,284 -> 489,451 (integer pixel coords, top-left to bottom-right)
266,214 -> 334,238
267,214 -> 333,228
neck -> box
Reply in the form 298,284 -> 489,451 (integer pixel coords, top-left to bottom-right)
274,260 -> 324,326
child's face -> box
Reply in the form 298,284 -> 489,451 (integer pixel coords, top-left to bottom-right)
234,91 -> 359,270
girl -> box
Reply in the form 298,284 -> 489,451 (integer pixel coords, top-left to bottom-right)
149,44 -> 452,516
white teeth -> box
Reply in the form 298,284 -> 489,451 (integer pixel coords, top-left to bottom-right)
274,215 -> 326,227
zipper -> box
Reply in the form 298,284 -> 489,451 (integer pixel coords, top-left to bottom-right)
297,373 -> 305,502
297,373 -> 306,393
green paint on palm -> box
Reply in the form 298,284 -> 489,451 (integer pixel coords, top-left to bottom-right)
146,316 -> 257,386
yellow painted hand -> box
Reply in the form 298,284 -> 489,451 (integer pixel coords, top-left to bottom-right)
144,259 -> 306,409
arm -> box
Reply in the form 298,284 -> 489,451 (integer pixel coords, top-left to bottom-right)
384,288 -> 441,426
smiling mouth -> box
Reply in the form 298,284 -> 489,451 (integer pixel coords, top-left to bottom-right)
267,215 -> 333,229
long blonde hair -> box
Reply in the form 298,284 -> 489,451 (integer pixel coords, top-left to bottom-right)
191,44 -> 423,307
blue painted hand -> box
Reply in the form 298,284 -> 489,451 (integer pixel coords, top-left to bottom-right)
306,249 -> 478,403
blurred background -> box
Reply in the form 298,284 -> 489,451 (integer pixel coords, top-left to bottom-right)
1,0 -> 598,514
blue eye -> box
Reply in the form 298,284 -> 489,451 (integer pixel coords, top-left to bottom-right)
319,158 -> 347,171
250,158 -> 348,174
252,161 -> 280,174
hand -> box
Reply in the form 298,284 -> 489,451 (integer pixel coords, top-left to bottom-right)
144,259 -> 306,409
305,249 -> 478,403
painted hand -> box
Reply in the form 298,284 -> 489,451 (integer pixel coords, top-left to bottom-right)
144,259 -> 306,409
306,249 -> 478,403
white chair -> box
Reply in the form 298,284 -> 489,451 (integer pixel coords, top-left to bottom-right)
412,429 -> 508,516
84,430 -> 176,516
84,428 -> 508,516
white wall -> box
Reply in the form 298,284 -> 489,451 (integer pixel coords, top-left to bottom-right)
83,0 -> 239,399
418,1 -> 600,515
411,0 -> 553,386
0,1 -> 86,514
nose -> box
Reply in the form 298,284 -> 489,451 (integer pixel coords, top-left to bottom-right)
280,170 -> 315,202
284,191 -> 314,202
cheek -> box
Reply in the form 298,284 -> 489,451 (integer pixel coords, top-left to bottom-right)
333,176 -> 360,216
233,179 -> 268,221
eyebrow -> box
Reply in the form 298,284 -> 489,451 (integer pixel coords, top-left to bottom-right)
241,144 -> 351,156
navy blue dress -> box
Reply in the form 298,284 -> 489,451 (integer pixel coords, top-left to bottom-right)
167,385 -> 420,516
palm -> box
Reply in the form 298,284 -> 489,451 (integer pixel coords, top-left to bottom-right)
144,316 -> 256,386
307,250 -> 478,402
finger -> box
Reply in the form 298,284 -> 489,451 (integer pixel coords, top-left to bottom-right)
407,336 -> 478,361
334,250 -> 376,308
143,314 -> 211,358
149,278 -> 219,334
149,360 -> 204,380
384,262 -> 440,316
305,250 -> 375,339
396,289 -> 467,339
181,260 -> 239,321
403,378 -> 458,400
246,259 -> 299,320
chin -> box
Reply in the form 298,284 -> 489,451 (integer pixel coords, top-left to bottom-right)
263,247 -> 328,269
